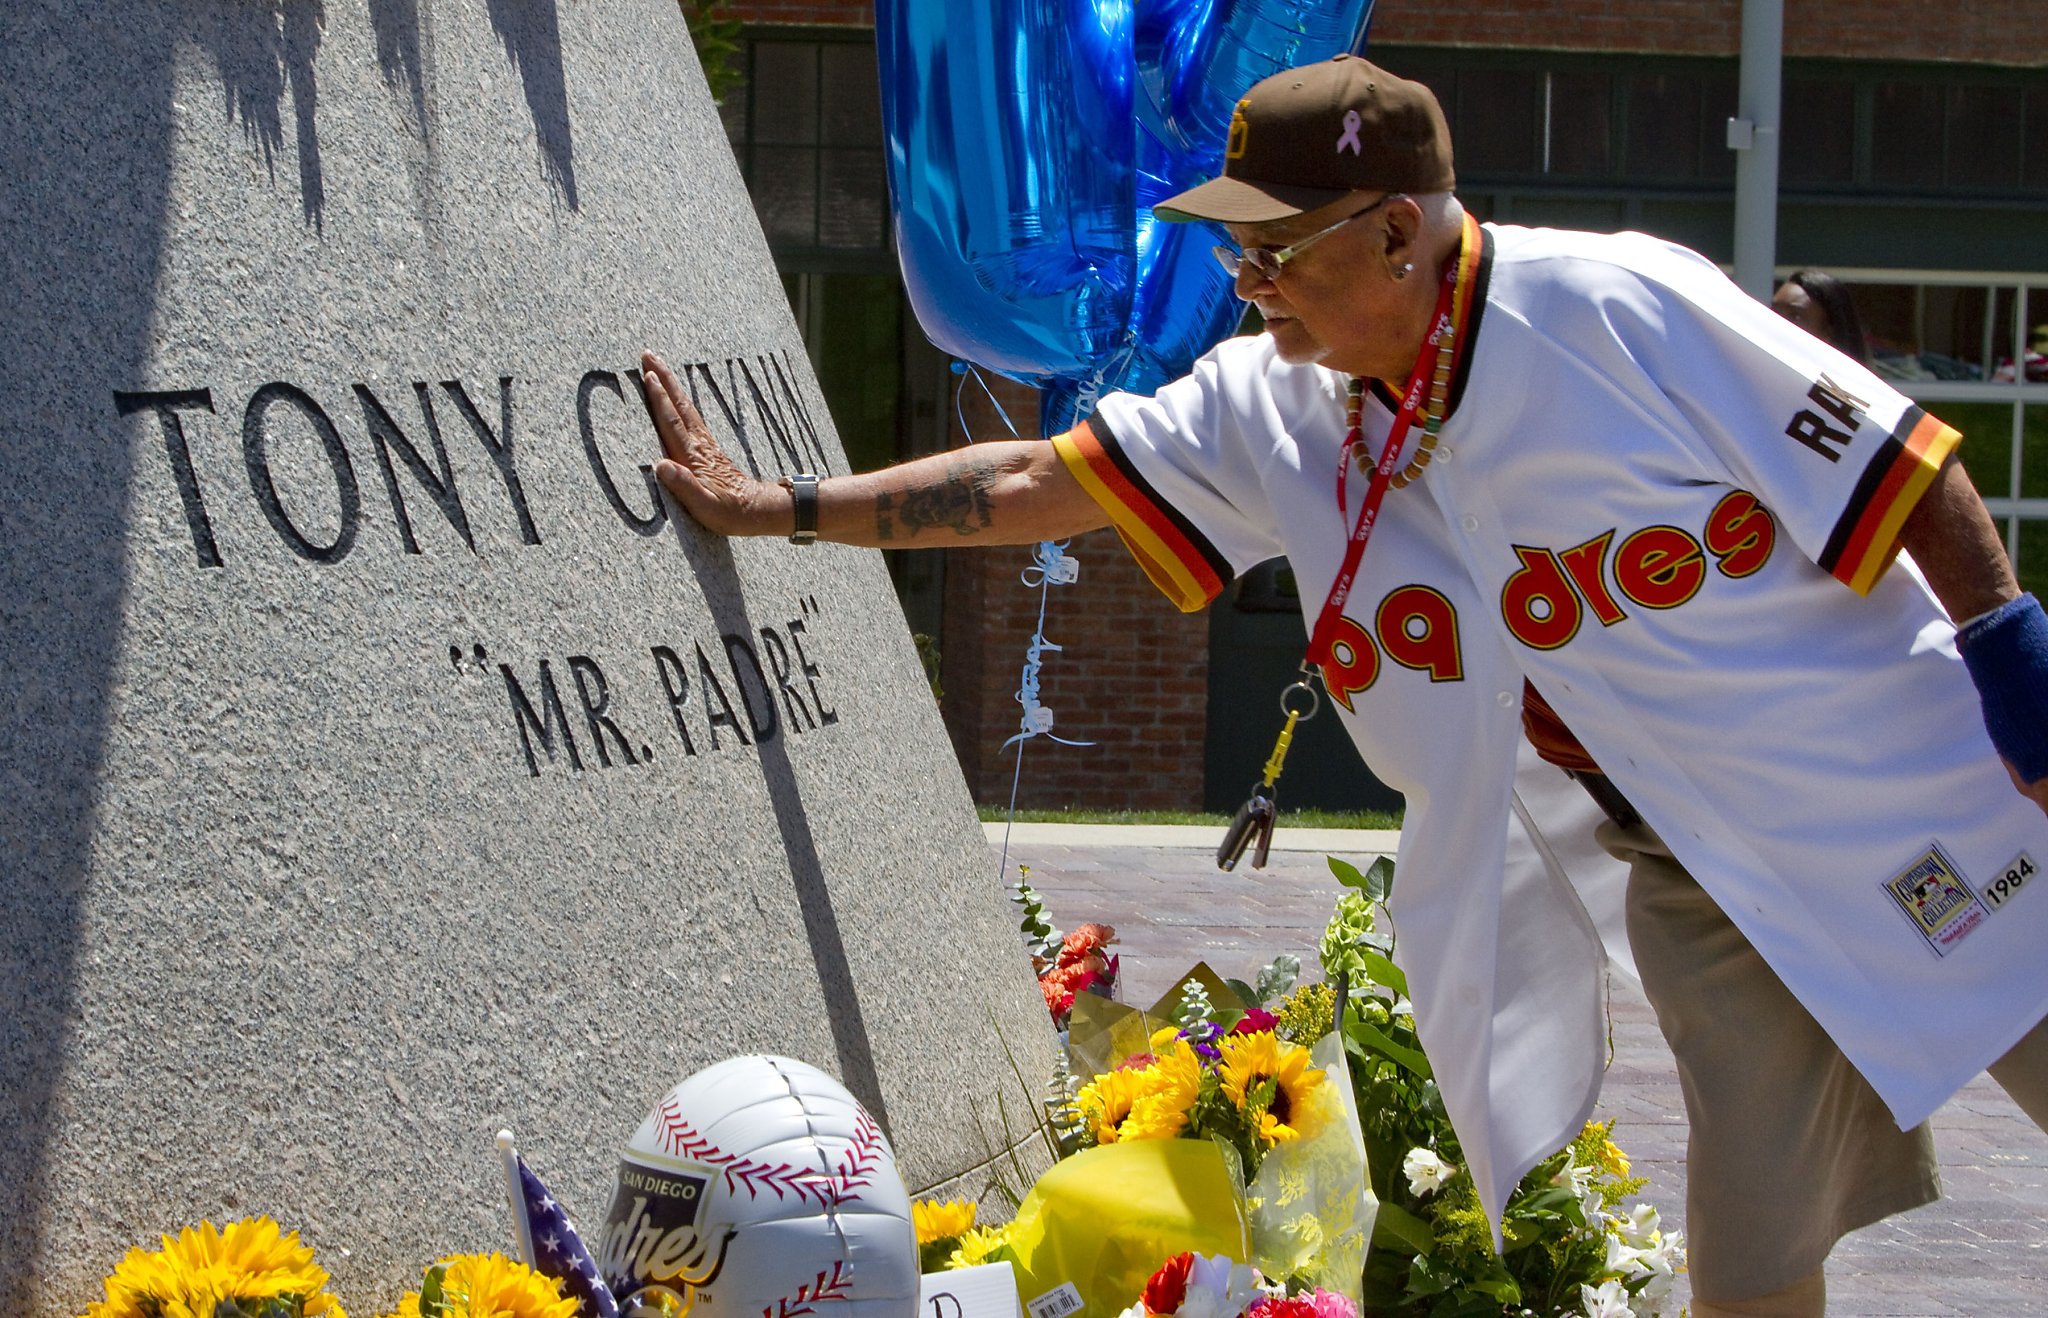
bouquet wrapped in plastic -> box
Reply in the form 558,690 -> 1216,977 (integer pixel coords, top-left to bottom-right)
1002,964 -> 1374,1318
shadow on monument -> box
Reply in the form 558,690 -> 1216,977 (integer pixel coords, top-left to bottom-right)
659,519 -> 895,1138
0,2 -> 174,1300
191,0 -> 330,229
485,0 -> 580,211
368,0 -> 431,136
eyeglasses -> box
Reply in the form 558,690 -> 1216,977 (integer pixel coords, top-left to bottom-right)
1212,193 -> 1405,283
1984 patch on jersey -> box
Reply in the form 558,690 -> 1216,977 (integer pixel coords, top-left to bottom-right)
1985,852 -> 2036,910
1883,843 -> 1988,956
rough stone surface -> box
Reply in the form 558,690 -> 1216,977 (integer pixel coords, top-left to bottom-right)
0,2 -> 1049,1308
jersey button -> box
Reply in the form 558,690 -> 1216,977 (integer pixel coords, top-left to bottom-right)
1436,445 -> 1454,463
1496,690 -> 1517,708
1461,514 -> 1480,533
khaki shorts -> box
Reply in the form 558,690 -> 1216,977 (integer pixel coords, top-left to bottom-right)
1605,821 -> 1941,1303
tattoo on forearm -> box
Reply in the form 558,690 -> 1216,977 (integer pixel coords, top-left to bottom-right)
896,458 -> 998,538
875,491 -> 895,542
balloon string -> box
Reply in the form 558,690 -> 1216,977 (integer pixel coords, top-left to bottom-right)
996,539 -> 1091,883
952,361 -> 1021,444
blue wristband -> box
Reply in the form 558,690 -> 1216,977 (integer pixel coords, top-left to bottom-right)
1956,592 -> 2048,784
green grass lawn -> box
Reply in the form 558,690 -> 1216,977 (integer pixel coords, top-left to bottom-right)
976,805 -> 1403,830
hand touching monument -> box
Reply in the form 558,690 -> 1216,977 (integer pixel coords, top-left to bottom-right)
641,350 -> 1107,548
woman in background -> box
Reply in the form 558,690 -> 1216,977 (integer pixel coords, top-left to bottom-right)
1772,268 -> 1871,362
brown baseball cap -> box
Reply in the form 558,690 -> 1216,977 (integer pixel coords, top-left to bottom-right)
1155,55 -> 1455,224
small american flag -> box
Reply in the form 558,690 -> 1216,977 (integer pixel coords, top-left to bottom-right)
499,1131 -> 620,1318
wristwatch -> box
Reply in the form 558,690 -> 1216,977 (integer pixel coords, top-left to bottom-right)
782,472 -> 821,545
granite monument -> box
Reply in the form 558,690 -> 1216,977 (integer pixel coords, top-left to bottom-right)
0,0 -> 1048,1307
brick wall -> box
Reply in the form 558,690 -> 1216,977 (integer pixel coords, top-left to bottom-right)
723,1 -> 2048,65
721,0 -> 871,26
936,375 -> 1211,812
1372,0 -> 2048,65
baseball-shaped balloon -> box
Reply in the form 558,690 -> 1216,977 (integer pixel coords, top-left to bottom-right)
593,1055 -> 917,1318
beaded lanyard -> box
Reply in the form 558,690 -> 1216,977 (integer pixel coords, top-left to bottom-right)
1218,217 -> 1479,871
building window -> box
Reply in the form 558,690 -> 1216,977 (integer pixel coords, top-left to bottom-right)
719,33 -> 891,263
1385,47 -> 2048,201
1829,272 -> 2048,590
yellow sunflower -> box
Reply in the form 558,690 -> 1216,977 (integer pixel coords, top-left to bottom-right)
1118,1092 -> 1191,1140
379,1254 -> 579,1318
1218,1030 -> 1326,1146
1074,1067 -> 1150,1145
946,1224 -> 1013,1269
913,1198 -> 978,1245
83,1218 -> 345,1318
1113,1038 -> 1204,1140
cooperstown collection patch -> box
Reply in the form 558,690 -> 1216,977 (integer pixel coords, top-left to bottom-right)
1883,843 -> 1989,956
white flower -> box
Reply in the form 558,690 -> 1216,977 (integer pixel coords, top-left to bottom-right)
1178,1254 -> 1262,1318
1579,1280 -> 1634,1318
1633,1229 -> 1684,1299
1601,1232 -> 1644,1278
1402,1147 -> 1456,1197
1552,1153 -> 1595,1196
1617,1203 -> 1662,1249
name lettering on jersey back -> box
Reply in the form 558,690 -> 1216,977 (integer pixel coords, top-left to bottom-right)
1783,374 -> 1869,463
1499,490 -> 1777,651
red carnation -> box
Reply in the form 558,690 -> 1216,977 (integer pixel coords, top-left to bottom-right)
1231,1008 -> 1279,1035
1142,1252 -> 1195,1316
1244,1299 -> 1316,1318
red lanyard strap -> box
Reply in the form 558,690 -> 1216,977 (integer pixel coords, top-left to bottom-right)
1304,220 -> 1474,673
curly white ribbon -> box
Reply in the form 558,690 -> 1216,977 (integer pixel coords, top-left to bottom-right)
1003,542 -> 1093,751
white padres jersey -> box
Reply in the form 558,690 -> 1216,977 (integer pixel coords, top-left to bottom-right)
1055,218 -> 2048,1227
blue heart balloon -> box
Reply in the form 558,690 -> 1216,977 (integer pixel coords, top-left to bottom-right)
878,0 -> 1376,436
877,0 -> 1136,388
1137,0 -> 1377,167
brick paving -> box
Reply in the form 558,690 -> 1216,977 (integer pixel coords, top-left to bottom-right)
997,827 -> 2048,1317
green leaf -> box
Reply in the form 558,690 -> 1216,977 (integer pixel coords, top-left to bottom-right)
1327,855 -> 1367,889
1467,1273 -> 1522,1304
1516,1185 -> 1576,1216
418,1263 -> 449,1318
1346,1016 -> 1433,1079
1359,949 -> 1407,996
1224,977 -> 1259,1007
1370,1199 -> 1437,1256
1364,855 -> 1395,901
1254,953 -> 1301,1004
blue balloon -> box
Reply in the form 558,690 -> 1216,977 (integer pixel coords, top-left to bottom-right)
1139,0 -> 1378,166
879,0 -> 1376,436
1041,131 -> 1242,434
876,0 -> 1136,387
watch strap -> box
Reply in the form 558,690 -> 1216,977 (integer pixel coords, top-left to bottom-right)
784,472 -> 821,544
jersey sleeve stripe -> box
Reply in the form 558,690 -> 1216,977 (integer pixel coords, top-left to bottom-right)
1818,405 -> 1961,595
1050,418 -> 1232,612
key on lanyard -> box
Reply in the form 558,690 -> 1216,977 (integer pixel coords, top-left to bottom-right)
1217,673 -> 1321,871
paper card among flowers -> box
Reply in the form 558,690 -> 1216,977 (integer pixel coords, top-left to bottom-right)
920,1261 -> 1026,1318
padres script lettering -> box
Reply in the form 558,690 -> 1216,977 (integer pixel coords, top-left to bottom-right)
1322,489 -> 1782,708
112,354 -> 844,780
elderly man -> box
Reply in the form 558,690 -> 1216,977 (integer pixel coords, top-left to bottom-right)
645,55 -> 2048,1318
